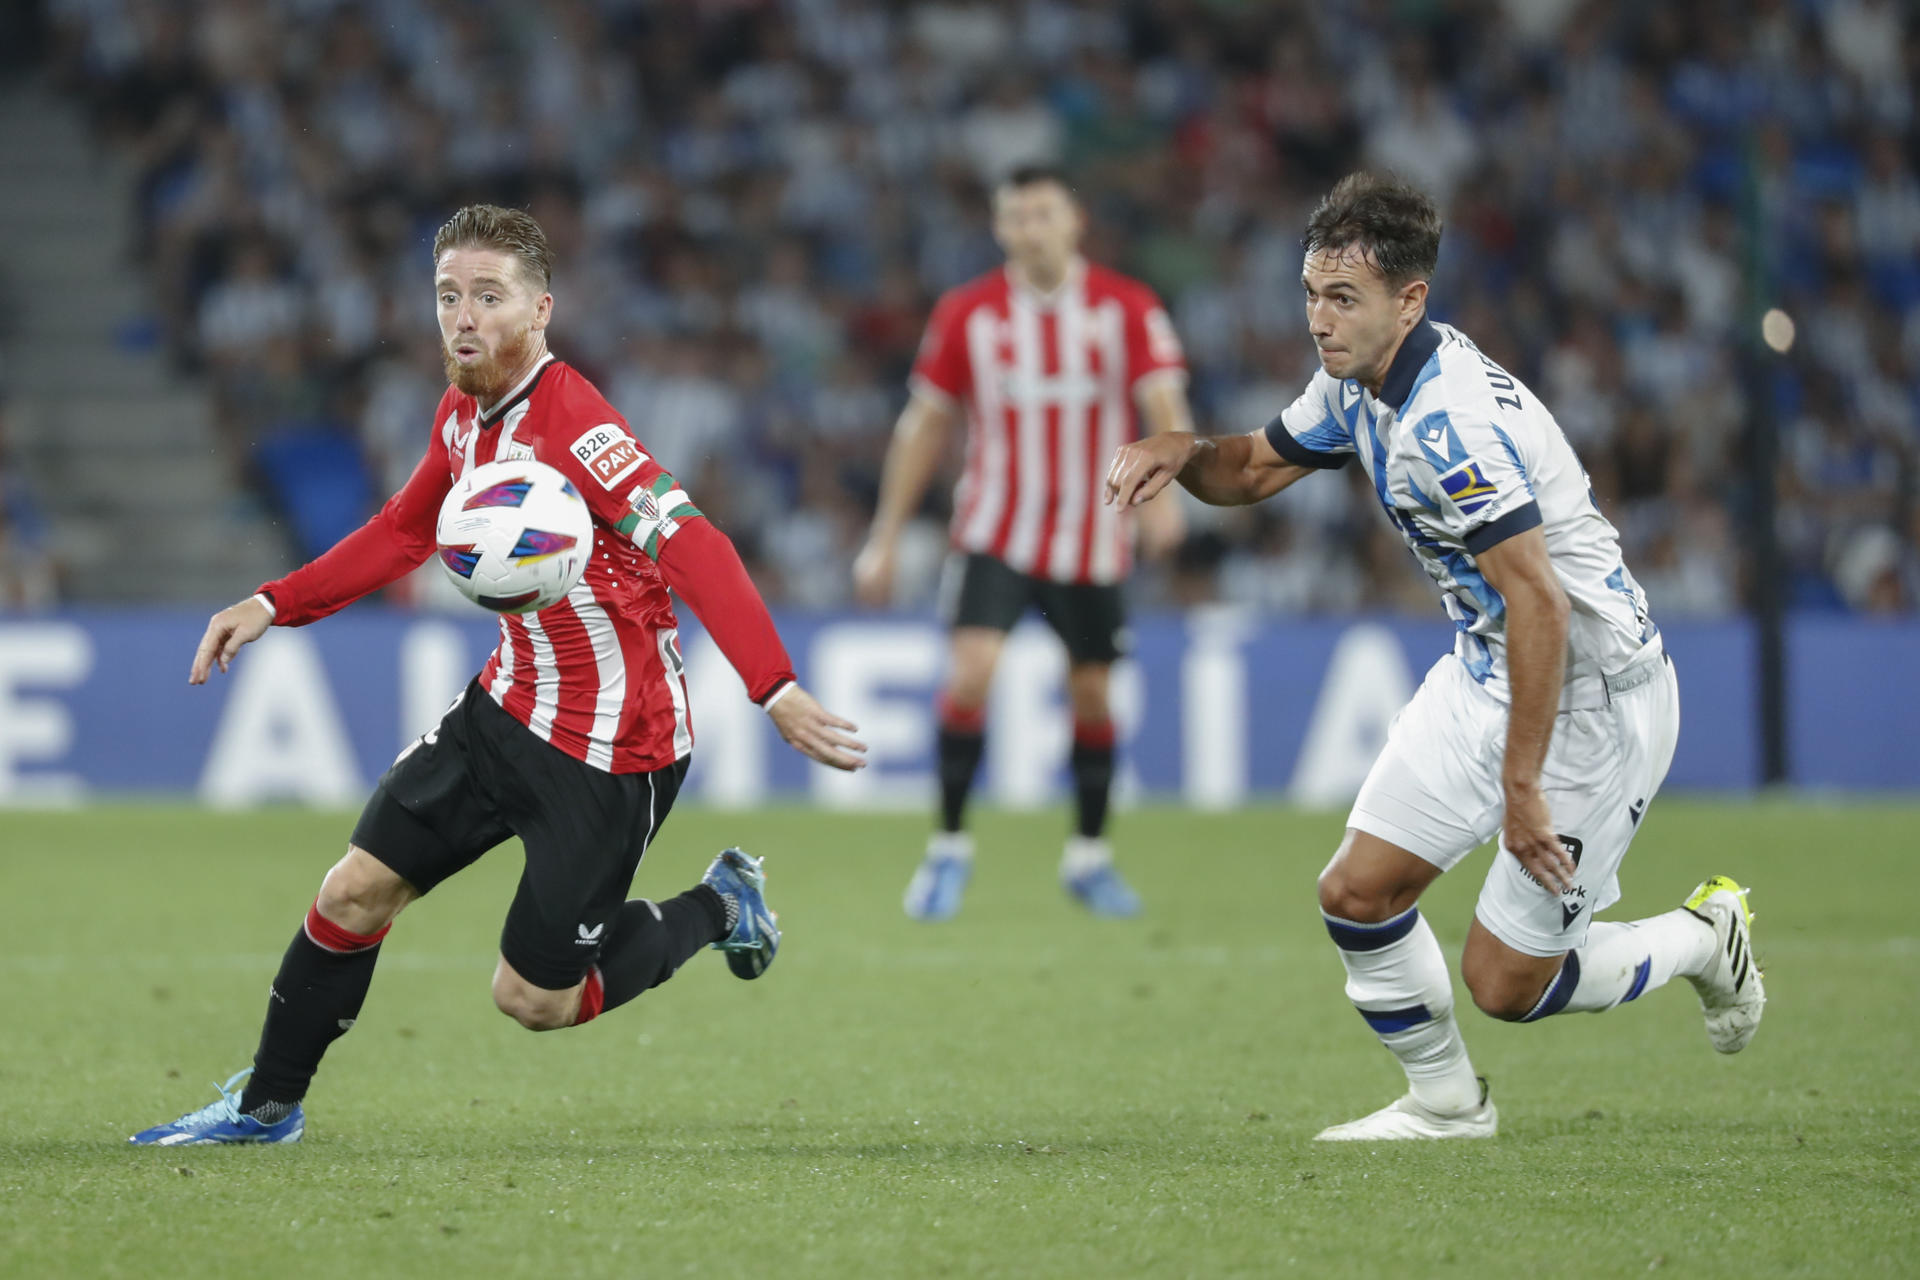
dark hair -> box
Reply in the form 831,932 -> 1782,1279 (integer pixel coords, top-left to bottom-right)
998,163 -> 1074,195
1302,172 -> 1442,286
431,204 -> 555,289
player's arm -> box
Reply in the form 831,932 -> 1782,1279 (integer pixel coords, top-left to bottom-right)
1130,373 -> 1195,557
589,430 -> 865,772
1105,427 -> 1309,510
189,438 -> 451,684
1476,524 -> 1576,894
655,520 -> 866,771
852,391 -> 957,606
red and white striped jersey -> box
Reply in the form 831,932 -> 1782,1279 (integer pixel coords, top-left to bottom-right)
910,258 -> 1186,584
259,354 -> 794,775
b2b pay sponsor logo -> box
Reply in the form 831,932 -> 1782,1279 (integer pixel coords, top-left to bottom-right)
569,425 -> 646,489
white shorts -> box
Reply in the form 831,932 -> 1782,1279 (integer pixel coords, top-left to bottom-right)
1348,645 -> 1681,957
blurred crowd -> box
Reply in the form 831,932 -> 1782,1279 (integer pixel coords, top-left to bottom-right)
40,0 -> 1920,616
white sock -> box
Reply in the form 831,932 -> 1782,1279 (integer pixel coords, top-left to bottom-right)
1528,909 -> 1716,1018
928,831 -> 974,863
1060,835 -> 1111,878
1324,907 -> 1482,1114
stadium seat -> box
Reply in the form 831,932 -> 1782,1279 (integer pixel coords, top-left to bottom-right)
253,426 -> 375,561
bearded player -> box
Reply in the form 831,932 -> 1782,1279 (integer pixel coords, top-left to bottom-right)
132,205 -> 866,1146
854,165 -> 1194,921
1106,173 -> 1764,1140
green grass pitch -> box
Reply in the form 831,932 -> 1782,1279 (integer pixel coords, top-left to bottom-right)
1,799 -> 1915,1278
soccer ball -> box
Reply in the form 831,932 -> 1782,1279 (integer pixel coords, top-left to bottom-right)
435,458 -> 593,614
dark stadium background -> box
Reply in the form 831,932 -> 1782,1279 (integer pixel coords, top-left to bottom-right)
0,0 -> 1914,790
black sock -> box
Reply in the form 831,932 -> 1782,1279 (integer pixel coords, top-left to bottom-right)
937,726 -> 986,833
596,886 -> 729,1013
240,918 -> 382,1113
1069,737 -> 1115,839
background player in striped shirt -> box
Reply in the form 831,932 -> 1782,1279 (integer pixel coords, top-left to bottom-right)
132,205 -> 866,1146
853,165 -> 1196,921
1106,174 -> 1763,1140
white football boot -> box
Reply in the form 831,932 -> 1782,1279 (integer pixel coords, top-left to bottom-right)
1683,876 -> 1766,1054
1314,1077 -> 1498,1142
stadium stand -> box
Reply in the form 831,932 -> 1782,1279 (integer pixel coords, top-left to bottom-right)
19,0 -> 1920,614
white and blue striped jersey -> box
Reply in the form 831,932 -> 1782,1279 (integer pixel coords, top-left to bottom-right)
1266,321 -> 1655,702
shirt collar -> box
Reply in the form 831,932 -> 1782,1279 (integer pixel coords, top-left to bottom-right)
477,352 -> 556,424
1007,256 -> 1086,308
1378,320 -> 1441,413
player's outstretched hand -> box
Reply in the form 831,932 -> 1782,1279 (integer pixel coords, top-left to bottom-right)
851,537 -> 896,608
189,596 -> 273,685
1502,781 -> 1575,894
1105,433 -> 1201,509
768,685 -> 868,771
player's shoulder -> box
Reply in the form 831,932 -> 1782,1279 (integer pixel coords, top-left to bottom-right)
945,265 -> 1021,311
522,359 -> 653,468
942,268 -> 1010,310
1400,323 -> 1493,414
1081,260 -> 1160,307
525,360 -> 628,433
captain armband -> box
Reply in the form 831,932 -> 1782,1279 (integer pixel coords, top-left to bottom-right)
614,475 -> 702,560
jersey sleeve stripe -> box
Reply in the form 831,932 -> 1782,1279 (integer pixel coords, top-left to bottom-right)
1482,419 -> 1535,494
1462,500 -> 1543,554
1264,413 -> 1351,470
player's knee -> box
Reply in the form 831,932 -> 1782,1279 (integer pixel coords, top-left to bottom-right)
1463,966 -> 1540,1023
316,849 -> 410,934
1065,665 -> 1110,722
942,673 -> 992,712
490,976 -> 571,1032
1317,863 -> 1391,923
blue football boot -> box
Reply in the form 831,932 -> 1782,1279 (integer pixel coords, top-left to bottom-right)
129,1069 -> 304,1146
703,847 -> 779,979
1062,839 -> 1142,918
903,833 -> 973,921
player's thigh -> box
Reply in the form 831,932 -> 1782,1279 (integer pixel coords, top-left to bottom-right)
1035,577 -> 1128,667
1346,655 -> 1505,877
496,743 -> 692,992
941,554 -> 1031,633
938,554 -> 1030,704
1474,674 -> 1674,959
350,682 -> 513,899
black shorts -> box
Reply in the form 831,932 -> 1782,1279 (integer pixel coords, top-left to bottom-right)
350,681 -> 688,991
938,552 -> 1129,664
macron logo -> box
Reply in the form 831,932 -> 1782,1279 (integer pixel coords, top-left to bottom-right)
575,922 -> 605,946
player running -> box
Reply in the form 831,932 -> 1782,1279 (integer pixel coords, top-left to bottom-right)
132,205 -> 866,1146
1105,173 -> 1764,1140
853,164 -> 1195,921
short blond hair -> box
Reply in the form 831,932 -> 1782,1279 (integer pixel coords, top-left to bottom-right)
431,204 -> 554,289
